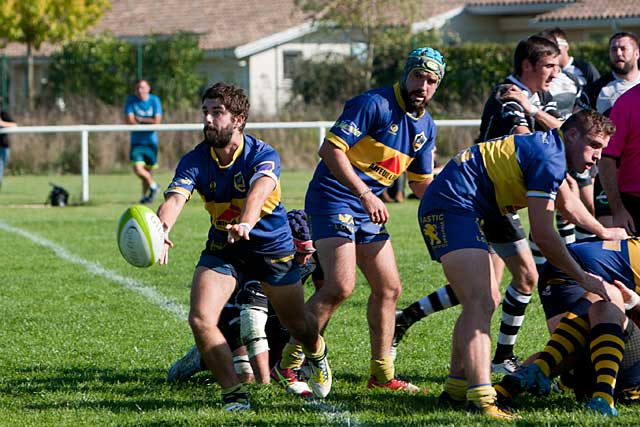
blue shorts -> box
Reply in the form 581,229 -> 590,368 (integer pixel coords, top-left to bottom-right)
130,144 -> 158,168
308,213 -> 389,244
537,264 -> 588,320
419,210 -> 488,261
197,246 -> 301,287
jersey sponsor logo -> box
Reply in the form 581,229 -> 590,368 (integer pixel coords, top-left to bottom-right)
413,132 -> 427,151
367,160 -> 399,182
388,124 -> 399,135
233,172 -> 246,192
176,178 -> 192,186
215,203 -> 242,230
335,120 -> 362,138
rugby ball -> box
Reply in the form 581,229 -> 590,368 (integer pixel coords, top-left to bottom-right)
116,205 -> 164,267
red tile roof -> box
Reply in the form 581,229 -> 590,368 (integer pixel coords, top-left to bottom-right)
535,0 -> 640,21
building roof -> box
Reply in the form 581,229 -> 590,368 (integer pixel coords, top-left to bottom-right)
534,0 -> 640,22
1,0 -> 638,58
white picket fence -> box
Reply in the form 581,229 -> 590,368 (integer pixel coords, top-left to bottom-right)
0,119 -> 480,202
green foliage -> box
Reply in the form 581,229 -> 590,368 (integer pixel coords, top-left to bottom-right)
48,33 -> 206,109
48,35 -> 135,106
0,0 -> 109,48
289,36 -> 611,119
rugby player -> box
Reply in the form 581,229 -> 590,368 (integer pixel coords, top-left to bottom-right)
156,83 -> 331,411
277,47 -> 445,394
167,210 -> 323,392
495,238 -> 640,417
418,109 -> 627,419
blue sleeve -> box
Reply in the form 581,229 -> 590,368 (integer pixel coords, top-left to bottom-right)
327,94 -> 379,150
248,145 -> 281,187
124,96 -> 134,115
153,95 -> 163,116
165,152 -> 201,200
521,132 -> 566,200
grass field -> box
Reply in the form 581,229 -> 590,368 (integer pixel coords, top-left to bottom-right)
1,171 -> 637,426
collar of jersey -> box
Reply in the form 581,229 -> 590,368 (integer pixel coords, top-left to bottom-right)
506,75 -> 532,97
394,82 -> 425,120
210,136 -> 244,169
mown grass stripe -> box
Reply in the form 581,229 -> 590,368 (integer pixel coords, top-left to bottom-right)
0,218 -> 362,426
0,219 -> 188,321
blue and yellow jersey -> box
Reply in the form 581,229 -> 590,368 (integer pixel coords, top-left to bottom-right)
541,238 -> 640,294
305,83 -> 436,215
420,129 -> 567,219
165,134 -> 293,254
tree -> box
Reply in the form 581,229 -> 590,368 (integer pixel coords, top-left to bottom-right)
0,0 -> 110,108
296,0 -> 420,86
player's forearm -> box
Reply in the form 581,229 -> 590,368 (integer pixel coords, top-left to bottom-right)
599,157 -> 625,213
534,229 -> 586,283
157,194 -> 186,231
556,185 -> 606,237
532,109 -> 562,131
409,179 -> 432,200
319,141 -> 369,197
239,176 -> 277,227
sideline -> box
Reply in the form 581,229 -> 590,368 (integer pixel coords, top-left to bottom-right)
0,219 -> 362,427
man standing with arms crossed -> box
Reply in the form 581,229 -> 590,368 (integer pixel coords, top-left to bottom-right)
275,48 -> 444,393
125,79 -> 163,204
157,83 -> 331,410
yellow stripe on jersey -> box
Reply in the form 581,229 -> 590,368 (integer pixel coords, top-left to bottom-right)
407,171 -> 433,183
478,135 -> 527,214
626,240 -> 640,292
326,132 -> 350,152
346,135 -> 414,187
262,182 -> 282,215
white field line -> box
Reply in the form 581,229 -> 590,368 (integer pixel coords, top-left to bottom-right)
0,219 -> 362,426
0,219 -> 188,321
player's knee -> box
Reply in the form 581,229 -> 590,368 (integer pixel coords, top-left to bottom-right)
589,300 -> 625,325
371,283 -> 401,302
513,268 -> 538,293
188,311 -> 215,336
320,283 -> 354,305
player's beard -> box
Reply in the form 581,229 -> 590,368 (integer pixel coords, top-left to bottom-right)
402,89 -> 429,113
610,59 -> 634,75
204,123 -> 234,148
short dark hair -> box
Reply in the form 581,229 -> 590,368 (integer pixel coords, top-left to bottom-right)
609,31 -> 639,49
514,35 -> 560,75
560,109 -> 615,137
540,27 -> 567,43
201,82 -> 250,130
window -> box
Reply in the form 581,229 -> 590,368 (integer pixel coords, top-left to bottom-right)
283,50 -> 303,79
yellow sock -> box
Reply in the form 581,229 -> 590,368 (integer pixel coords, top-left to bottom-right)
444,376 -> 467,402
467,384 -> 496,409
370,355 -> 395,383
303,336 -> 326,361
279,343 -> 304,370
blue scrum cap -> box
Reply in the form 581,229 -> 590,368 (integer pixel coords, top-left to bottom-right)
400,47 -> 446,90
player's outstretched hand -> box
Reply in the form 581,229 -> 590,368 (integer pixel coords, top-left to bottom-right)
226,222 -> 252,244
360,191 -> 389,224
580,272 -> 611,302
159,233 -> 174,265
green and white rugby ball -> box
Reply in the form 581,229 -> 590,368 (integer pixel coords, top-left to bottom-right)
116,205 -> 164,267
